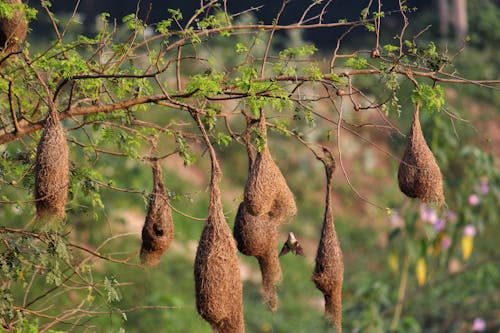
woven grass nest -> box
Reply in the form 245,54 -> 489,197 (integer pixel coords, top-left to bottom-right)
234,117 -> 297,311
398,106 -> 444,205
312,155 -> 344,332
244,146 -> 297,222
194,171 -> 244,333
140,161 -> 174,266
0,0 -> 27,54
34,114 -> 69,223
233,201 -> 281,312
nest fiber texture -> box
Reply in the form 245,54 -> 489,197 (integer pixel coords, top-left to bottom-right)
257,252 -> 281,312
244,148 -> 297,222
398,107 -> 444,205
34,115 -> 69,222
234,202 -> 275,256
312,169 -> 343,332
233,202 -> 281,312
194,179 -> 244,333
140,163 -> 174,266
0,0 -> 27,54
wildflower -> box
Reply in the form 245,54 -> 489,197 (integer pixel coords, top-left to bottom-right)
416,257 -> 426,286
388,252 -> 399,273
462,224 -> 477,260
420,204 -> 438,224
448,258 -> 462,273
478,177 -> 489,195
440,234 -> 451,250
468,194 -> 480,206
472,317 -> 486,331
434,218 -> 445,232
463,224 -> 477,237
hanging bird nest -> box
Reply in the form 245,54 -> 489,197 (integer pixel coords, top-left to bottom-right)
194,178 -> 244,333
312,151 -> 344,332
34,113 -> 69,223
192,108 -> 244,333
233,201 -> 281,312
243,115 -> 297,222
0,0 -> 27,55
235,113 -> 296,312
398,105 -> 444,205
140,161 -> 174,266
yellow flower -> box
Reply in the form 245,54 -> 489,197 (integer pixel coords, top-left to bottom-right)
461,235 -> 474,260
416,257 -> 426,286
388,252 -> 399,273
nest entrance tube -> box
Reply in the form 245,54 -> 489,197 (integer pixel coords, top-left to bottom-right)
397,104 -> 444,205
192,111 -> 244,333
233,202 -> 281,312
140,160 -> 174,266
34,113 -> 69,224
312,150 -> 344,332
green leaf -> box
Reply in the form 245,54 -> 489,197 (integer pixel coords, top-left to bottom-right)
345,56 -> 368,69
104,276 -> 121,303
156,19 -> 172,34
383,44 -> 399,53
279,44 -> 318,58
235,43 -> 248,54
412,84 -> 445,113
167,8 -> 183,20
185,72 -> 223,96
216,133 -> 232,147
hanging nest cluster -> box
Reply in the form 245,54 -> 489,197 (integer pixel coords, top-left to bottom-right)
0,0 -> 27,55
312,155 -> 344,332
398,105 -> 444,205
140,161 -> 174,266
194,174 -> 244,333
34,113 -> 69,223
233,116 -> 297,312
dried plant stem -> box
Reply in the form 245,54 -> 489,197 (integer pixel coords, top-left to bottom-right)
390,255 -> 410,331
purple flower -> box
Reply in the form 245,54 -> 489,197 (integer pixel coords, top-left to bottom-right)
468,194 -> 480,206
478,177 -> 489,195
420,204 -> 438,224
440,235 -> 452,250
434,218 -> 446,232
446,210 -> 457,222
463,224 -> 477,237
472,317 -> 486,331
